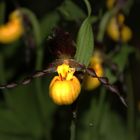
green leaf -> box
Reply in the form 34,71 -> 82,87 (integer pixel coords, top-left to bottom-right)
2,84 -> 44,138
122,0 -> 133,15
0,135 -> 32,140
41,74 -> 57,140
58,0 -> 86,21
112,45 -> 134,72
105,68 -> 117,84
105,45 -> 134,83
0,109 -> 27,134
100,108 -> 126,140
76,97 -> 126,140
75,17 -> 94,66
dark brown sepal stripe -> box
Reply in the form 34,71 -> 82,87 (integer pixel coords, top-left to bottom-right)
85,67 -> 127,107
0,59 -> 127,107
0,67 -> 54,89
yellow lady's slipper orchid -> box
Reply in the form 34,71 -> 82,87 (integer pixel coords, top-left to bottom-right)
106,13 -> 132,43
49,63 -> 81,105
0,10 -> 24,44
83,51 -> 104,90
107,17 -> 120,41
106,0 -> 116,10
121,25 -> 132,43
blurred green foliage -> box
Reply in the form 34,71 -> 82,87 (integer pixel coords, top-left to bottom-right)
0,0 -> 139,140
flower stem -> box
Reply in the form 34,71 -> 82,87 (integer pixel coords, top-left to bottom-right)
70,120 -> 76,140
70,111 -> 77,140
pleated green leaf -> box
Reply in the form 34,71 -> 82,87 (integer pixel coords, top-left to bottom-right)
75,17 -> 94,66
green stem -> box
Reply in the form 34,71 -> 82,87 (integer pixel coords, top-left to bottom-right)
126,65 -> 135,140
70,119 -> 76,140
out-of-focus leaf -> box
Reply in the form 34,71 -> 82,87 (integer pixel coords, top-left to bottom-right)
112,45 -> 134,72
135,48 -> 140,61
97,8 -> 118,42
3,83 -> 44,139
41,74 -> 57,140
0,100 -> 5,108
100,107 -> 126,140
76,98 -> 98,140
2,41 -> 20,57
90,16 -> 98,23
106,45 -> 134,83
0,41 -> 23,82
40,12 -> 60,41
105,68 -> 117,84
137,117 -> 140,139
0,74 -> 56,139
21,8 -> 41,46
76,97 -> 126,140
0,135 -> 32,140
0,109 -> 27,134
122,0 -> 133,15
75,17 -> 94,66
58,0 -> 86,21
